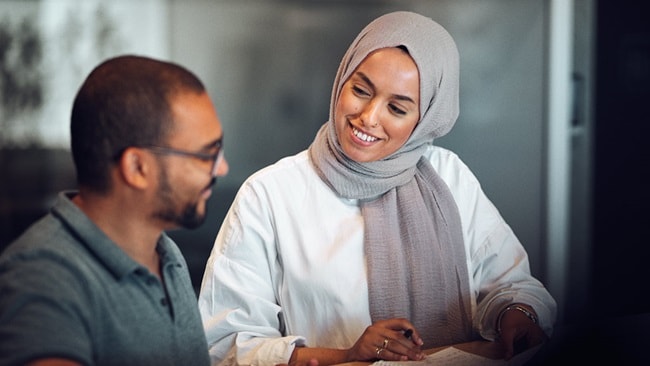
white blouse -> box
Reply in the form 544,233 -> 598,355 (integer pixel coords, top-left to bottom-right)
198,145 -> 556,366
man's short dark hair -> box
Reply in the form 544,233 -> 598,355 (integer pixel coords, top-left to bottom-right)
70,55 -> 206,193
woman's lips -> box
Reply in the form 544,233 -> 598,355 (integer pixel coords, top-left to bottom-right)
351,125 -> 379,144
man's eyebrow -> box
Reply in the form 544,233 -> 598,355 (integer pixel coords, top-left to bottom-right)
355,71 -> 416,105
202,136 -> 223,151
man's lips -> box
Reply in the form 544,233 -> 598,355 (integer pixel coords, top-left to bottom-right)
201,177 -> 217,199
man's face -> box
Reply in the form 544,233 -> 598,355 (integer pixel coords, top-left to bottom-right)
152,92 -> 228,229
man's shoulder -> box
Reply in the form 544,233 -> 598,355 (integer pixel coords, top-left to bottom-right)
2,213 -> 75,259
0,211 -> 102,292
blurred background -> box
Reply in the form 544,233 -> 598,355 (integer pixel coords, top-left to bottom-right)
1,0 -> 648,345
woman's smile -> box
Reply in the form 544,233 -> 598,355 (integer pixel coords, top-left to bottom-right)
351,123 -> 380,144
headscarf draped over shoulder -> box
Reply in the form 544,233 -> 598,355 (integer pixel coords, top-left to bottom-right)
309,11 -> 474,348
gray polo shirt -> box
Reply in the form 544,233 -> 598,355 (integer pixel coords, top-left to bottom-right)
0,191 -> 210,366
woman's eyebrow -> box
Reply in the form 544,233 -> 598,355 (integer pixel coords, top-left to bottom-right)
355,72 -> 375,90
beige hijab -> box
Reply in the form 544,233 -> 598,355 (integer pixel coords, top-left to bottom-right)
308,11 -> 474,347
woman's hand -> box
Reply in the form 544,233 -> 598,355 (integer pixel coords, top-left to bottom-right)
497,305 -> 548,360
345,318 -> 425,362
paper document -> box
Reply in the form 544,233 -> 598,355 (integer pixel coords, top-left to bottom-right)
372,344 -> 541,366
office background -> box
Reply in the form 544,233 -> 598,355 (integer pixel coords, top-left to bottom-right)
1,0 -> 648,336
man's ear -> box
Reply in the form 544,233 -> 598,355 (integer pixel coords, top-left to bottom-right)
117,147 -> 154,189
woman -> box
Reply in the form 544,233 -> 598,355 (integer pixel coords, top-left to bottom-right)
199,11 -> 556,366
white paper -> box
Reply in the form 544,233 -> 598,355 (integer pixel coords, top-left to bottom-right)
372,344 -> 542,366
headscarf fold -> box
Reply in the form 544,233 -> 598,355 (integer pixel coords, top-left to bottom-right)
308,11 -> 474,348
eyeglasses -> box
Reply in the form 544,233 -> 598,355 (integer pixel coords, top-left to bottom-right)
141,141 -> 224,176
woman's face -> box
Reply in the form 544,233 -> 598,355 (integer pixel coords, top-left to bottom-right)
334,47 -> 420,163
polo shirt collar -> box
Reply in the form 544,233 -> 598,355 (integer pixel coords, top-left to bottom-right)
51,191 -> 180,279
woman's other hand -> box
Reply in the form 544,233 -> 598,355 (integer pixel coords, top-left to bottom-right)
497,305 -> 548,360
345,318 -> 425,362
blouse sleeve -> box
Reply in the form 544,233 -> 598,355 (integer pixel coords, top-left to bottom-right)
198,180 -> 306,366
428,147 -> 557,341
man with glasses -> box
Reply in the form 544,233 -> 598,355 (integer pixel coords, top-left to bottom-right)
0,55 -> 228,366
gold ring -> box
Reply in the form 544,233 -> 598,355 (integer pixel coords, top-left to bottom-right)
382,339 -> 390,349
376,347 -> 384,358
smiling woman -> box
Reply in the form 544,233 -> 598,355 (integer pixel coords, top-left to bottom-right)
197,11 -> 556,366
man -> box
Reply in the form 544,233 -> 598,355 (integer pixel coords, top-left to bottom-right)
0,55 -> 228,365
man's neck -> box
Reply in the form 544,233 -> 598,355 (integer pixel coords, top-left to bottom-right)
72,192 -> 163,279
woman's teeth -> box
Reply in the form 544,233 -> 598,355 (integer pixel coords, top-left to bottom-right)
353,127 -> 378,142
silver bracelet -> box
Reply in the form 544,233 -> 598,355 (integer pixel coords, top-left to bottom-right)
496,304 -> 538,334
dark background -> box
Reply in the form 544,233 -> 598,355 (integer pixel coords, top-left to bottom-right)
536,1 -> 650,364
591,0 -> 650,319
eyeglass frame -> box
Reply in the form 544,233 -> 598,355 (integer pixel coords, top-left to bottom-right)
139,139 -> 224,176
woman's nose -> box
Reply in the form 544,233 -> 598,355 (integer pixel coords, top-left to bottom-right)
360,100 -> 380,128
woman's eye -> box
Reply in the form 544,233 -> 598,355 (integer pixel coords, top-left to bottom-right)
352,86 -> 369,96
389,104 -> 407,115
